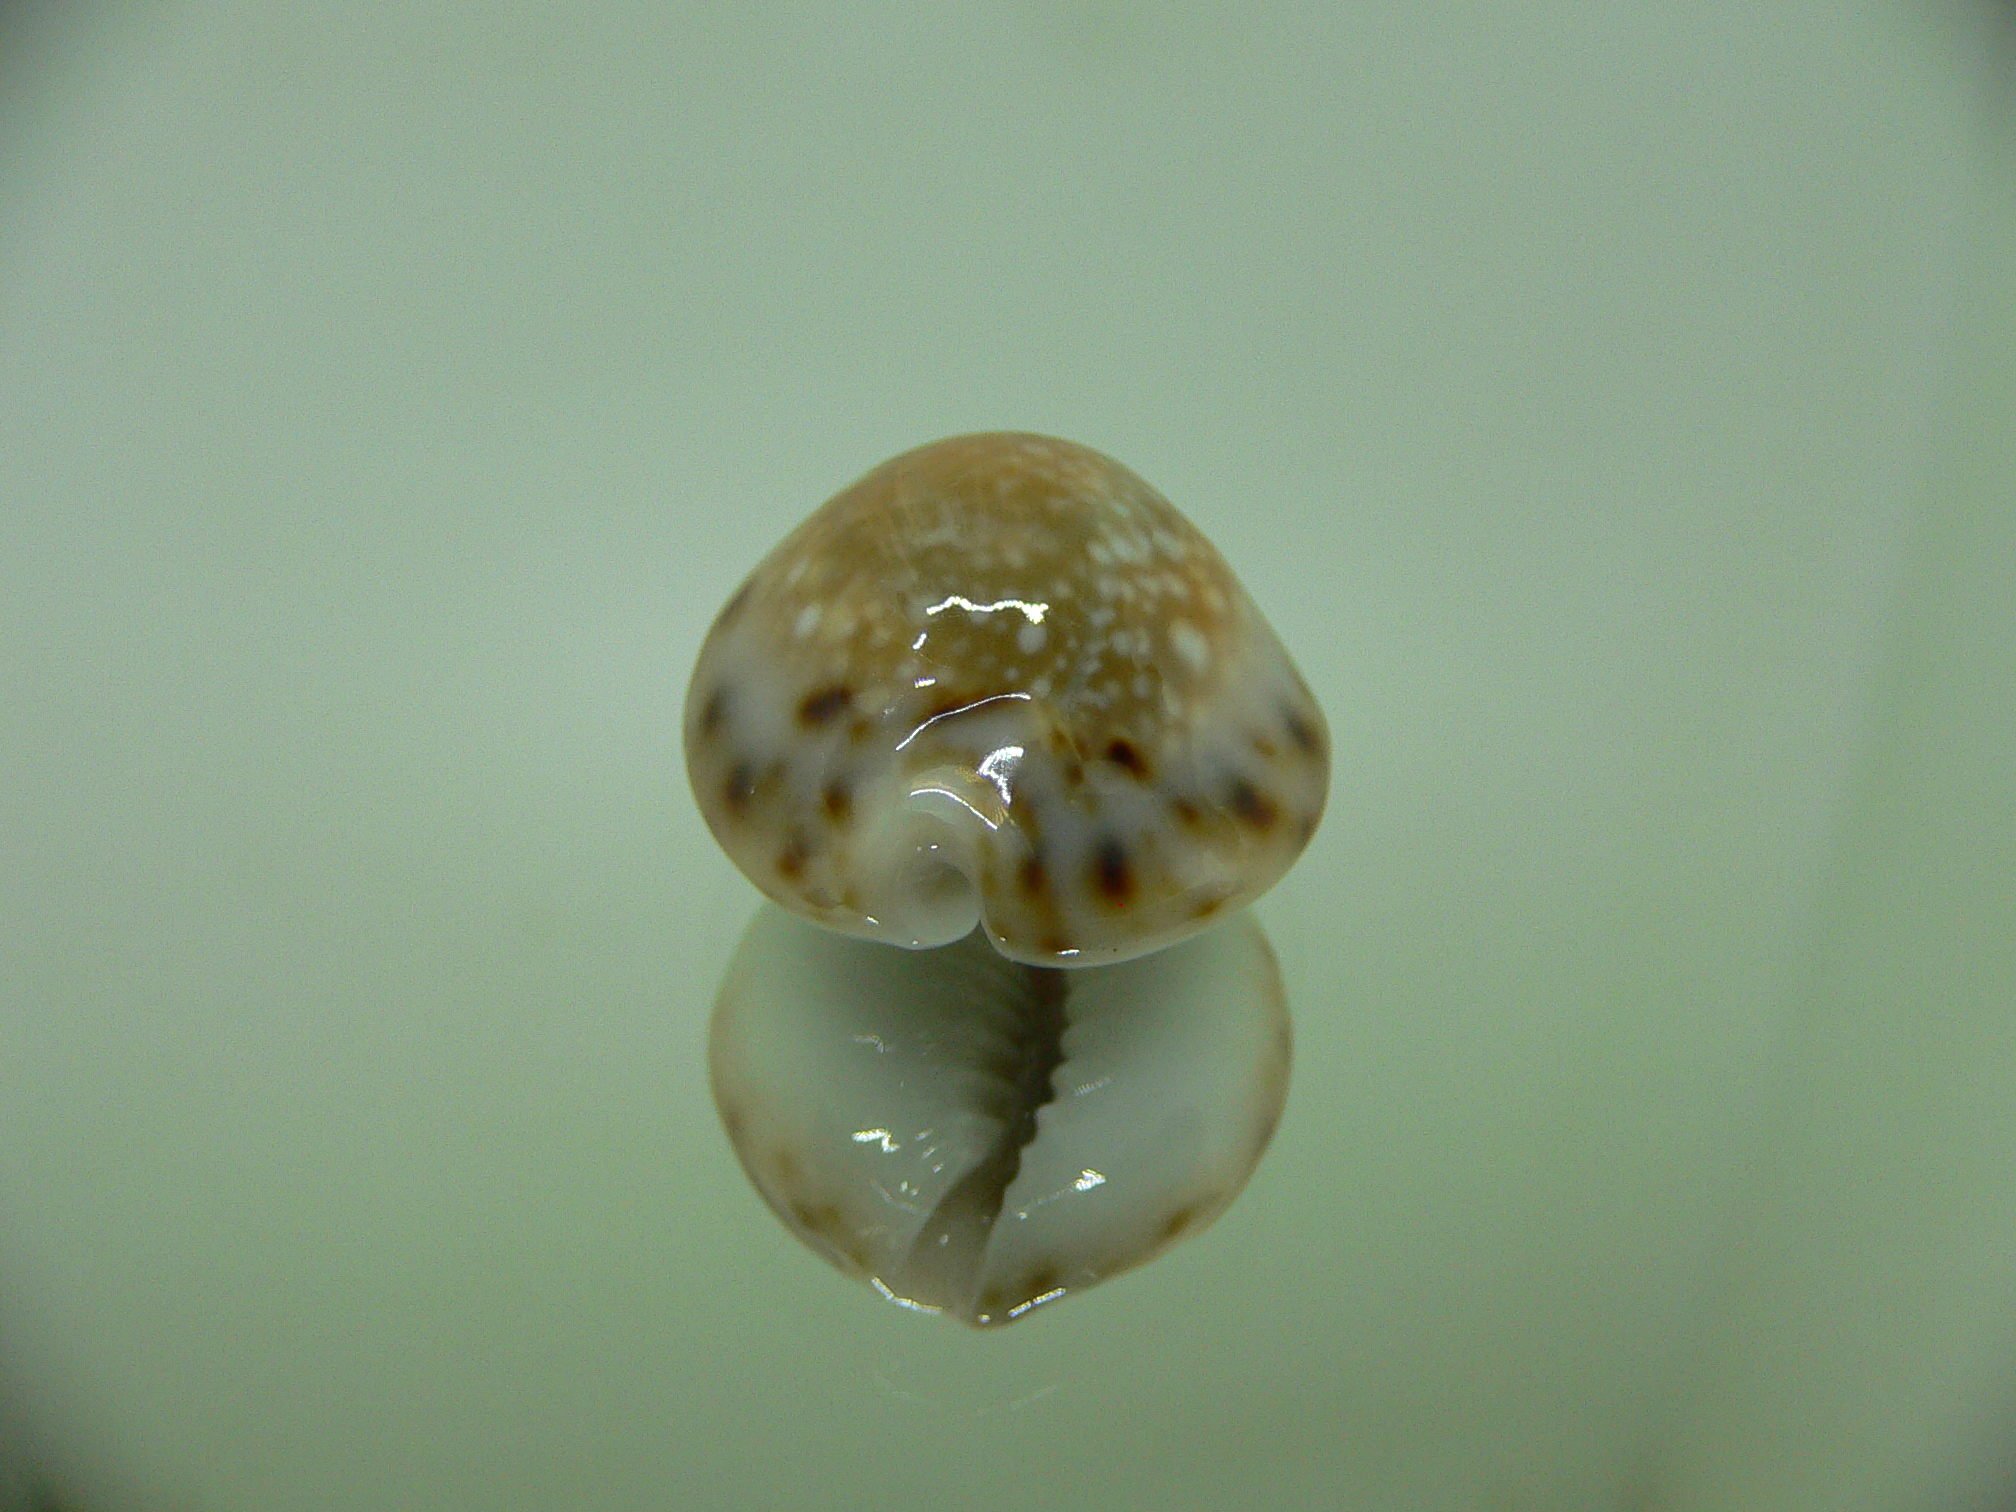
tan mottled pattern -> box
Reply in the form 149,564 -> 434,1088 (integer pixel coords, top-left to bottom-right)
684,433 -> 1328,966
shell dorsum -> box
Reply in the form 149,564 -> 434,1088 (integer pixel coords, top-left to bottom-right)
684,433 -> 1329,967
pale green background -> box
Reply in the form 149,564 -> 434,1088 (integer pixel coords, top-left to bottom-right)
2,2 -> 2013,1509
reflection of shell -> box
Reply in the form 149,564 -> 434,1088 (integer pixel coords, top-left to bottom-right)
684,433 -> 1329,967
710,906 -> 1292,1326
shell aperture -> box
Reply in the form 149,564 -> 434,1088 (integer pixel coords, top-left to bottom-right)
710,906 -> 1291,1327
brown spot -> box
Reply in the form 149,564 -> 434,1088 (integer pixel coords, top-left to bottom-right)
1190,894 -> 1224,920
772,1148 -> 799,1182
1019,855 -> 1047,897
1226,778 -> 1278,831
1063,759 -> 1085,787
978,1285 -> 1007,1318
699,684 -> 729,737
1162,1204 -> 1200,1240
847,715 -> 874,743
776,829 -> 812,880
722,760 -> 758,815
1170,796 -> 1207,829
1091,837 -> 1133,904
797,684 -> 853,726
1041,931 -> 1076,956
1104,737 -> 1150,778
1022,1264 -> 1061,1298
1283,706 -> 1322,755
1250,732 -> 1279,760
822,781 -> 853,826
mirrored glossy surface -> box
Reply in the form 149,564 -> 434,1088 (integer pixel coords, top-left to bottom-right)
710,905 -> 1290,1326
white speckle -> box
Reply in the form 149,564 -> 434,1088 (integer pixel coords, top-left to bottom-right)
1017,621 -> 1047,655
1087,540 -> 1113,566
853,1128 -> 901,1153
794,603 -> 822,639
1074,1169 -> 1106,1191
1132,673 -> 1152,698
1169,619 -> 1210,672
1031,675 -> 1052,698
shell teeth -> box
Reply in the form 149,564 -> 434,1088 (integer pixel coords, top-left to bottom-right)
709,906 -> 1292,1326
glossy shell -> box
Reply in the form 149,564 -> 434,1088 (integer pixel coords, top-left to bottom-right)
710,905 -> 1292,1326
684,433 -> 1329,967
